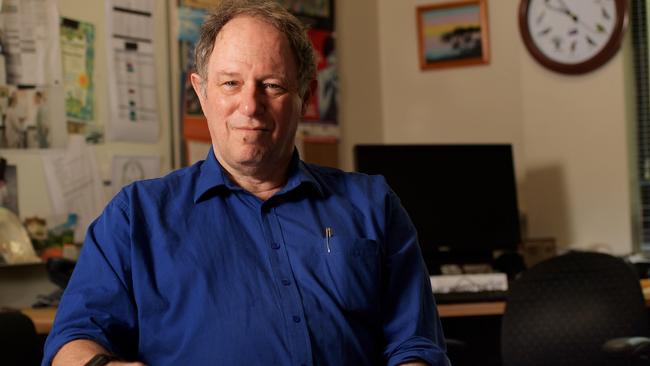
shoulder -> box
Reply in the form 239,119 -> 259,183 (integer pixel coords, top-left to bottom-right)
302,162 -> 393,204
113,161 -> 203,209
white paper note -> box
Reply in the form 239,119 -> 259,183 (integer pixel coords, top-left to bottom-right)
41,135 -> 105,241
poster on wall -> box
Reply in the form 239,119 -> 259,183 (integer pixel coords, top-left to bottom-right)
0,0 -> 67,149
60,18 -> 96,124
276,0 -> 334,30
105,0 -> 159,143
300,29 -> 338,142
111,154 -> 161,195
0,86 -> 52,149
303,29 -> 337,124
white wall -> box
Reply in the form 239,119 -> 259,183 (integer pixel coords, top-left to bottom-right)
337,0 -> 384,171
520,23 -> 636,254
339,0 -> 637,254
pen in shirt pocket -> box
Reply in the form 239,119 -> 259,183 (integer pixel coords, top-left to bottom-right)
325,227 -> 333,253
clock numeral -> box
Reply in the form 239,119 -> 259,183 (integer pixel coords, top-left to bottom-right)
568,28 -> 578,36
602,7 -> 611,20
552,36 -> 562,51
536,10 -> 546,25
586,35 -> 597,47
596,23 -> 605,33
538,27 -> 552,37
570,40 -> 577,53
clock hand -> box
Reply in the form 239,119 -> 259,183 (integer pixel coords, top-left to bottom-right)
556,0 -> 606,36
543,0 -> 603,36
543,0 -> 578,22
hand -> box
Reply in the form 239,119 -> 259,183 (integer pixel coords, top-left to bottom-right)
52,339 -> 147,366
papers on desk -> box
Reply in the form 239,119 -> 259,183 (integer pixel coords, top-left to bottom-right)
41,135 -> 105,241
429,273 -> 508,293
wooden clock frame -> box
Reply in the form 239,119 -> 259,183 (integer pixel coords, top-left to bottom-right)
518,0 -> 629,74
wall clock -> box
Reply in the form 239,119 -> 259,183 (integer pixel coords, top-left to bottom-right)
519,0 -> 628,74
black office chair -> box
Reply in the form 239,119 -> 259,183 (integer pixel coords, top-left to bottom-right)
0,310 -> 41,366
501,251 -> 650,366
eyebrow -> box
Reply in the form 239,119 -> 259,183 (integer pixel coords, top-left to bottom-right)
214,70 -> 290,82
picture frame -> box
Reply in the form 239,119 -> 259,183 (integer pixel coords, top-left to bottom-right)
416,0 -> 490,70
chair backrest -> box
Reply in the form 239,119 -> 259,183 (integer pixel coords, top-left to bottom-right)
501,251 -> 648,366
0,311 -> 41,366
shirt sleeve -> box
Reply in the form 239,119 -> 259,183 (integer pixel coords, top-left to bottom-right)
381,188 -> 451,366
41,194 -> 139,366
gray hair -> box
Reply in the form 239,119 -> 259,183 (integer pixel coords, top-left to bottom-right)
194,0 -> 317,96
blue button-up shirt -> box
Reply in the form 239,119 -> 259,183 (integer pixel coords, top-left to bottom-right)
43,150 -> 449,365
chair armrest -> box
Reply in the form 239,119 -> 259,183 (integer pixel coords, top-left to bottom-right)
603,337 -> 650,359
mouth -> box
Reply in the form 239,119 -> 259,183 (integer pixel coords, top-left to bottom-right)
239,126 -> 269,131
233,124 -> 271,133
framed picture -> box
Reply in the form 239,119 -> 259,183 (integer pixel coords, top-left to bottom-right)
416,0 -> 490,70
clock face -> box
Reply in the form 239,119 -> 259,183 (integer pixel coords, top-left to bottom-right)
519,0 -> 628,74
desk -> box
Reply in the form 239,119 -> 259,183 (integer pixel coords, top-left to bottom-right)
438,302 -> 505,318
22,291 -> 650,334
437,286 -> 650,318
21,307 -> 56,335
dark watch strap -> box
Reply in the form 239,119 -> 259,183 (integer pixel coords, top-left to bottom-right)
84,353 -> 120,366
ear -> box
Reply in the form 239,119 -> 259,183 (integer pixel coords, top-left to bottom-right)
301,79 -> 318,116
190,72 -> 207,111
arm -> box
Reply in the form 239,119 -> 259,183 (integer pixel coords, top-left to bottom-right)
52,340 -> 144,366
381,188 -> 450,366
43,196 -> 141,365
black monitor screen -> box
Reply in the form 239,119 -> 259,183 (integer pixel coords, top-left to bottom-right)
354,144 -> 521,273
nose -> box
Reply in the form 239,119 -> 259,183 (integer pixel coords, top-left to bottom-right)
238,83 -> 264,117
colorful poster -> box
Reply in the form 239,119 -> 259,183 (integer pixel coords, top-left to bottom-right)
178,6 -> 207,43
303,29 -> 337,124
275,0 -> 330,18
60,17 -> 95,123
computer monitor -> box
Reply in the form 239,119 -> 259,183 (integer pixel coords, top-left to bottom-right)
354,144 -> 521,274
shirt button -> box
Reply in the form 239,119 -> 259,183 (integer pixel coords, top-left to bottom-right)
271,242 -> 280,249
292,315 -> 301,323
281,279 -> 291,286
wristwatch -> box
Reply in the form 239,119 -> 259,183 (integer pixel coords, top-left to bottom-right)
84,353 -> 121,366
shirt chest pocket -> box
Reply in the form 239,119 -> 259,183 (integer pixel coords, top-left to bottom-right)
322,236 -> 382,312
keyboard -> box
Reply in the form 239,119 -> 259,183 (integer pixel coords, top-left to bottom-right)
434,290 -> 508,304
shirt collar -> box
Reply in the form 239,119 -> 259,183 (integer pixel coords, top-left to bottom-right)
194,148 -> 324,203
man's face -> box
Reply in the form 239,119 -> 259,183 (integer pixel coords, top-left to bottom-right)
191,16 -> 306,176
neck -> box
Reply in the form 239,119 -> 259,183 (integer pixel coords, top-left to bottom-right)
218,157 -> 292,201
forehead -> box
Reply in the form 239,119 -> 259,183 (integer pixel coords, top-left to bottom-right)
208,16 -> 297,76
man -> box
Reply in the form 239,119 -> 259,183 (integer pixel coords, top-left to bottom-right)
43,1 -> 449,365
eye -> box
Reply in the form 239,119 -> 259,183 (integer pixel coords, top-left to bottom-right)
222,80 -> 239,88
262,83 -> 287,95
